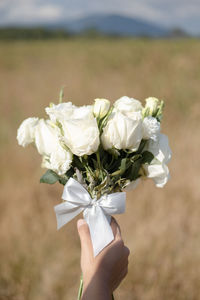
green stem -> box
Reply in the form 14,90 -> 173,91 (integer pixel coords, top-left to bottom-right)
96,150 -> 104,181
96,150 -> 101,169
77,274 -> 83,300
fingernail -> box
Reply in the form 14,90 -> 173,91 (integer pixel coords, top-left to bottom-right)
77,219 -> 86,228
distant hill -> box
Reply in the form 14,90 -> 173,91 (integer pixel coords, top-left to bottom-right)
61,14 -> 169,37
0,14 -> 191,39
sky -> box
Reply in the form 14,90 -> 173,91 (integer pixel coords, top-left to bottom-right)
0,0 -> 200,35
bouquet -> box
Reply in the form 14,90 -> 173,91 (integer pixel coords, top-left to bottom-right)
17,94 -> 171,298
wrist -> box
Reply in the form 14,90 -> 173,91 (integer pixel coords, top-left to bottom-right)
82,274 -> 112,300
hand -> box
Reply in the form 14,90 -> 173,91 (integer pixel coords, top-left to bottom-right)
77,217 -> 130,299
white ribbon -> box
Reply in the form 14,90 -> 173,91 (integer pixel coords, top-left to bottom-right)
54,177 -> 126,256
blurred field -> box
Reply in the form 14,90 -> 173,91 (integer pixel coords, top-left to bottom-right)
0,37 -> 200,300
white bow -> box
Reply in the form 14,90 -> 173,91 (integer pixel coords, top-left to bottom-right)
54,178 -> 126,256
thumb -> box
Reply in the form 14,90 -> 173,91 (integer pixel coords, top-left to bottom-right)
111,217 -> 122,241
77,219 -> 93,256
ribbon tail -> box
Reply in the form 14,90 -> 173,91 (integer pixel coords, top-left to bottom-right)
83,206 -> 114,257
54,202 -> 83,230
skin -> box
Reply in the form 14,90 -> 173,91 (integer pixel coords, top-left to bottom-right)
77,218 -> 130,300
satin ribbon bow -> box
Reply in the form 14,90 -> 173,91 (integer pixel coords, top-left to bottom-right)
54,177 -> 126,256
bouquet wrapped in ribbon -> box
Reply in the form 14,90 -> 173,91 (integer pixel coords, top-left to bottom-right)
17,94 -> 171,297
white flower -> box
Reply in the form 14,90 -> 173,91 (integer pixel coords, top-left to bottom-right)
72,105 -> 93,119
143,163 -> 169,188
34,119 -> 72,175
45,102 -> 75,122
101,110 -> 142,151
42,147 -> 72,176
46,103 -> 100,156
144,97 -> 159,115
60,105 -> 100,156
34,119 -> 60,155
142,116 -> 160,141
101,96 -> 143,151
143,133 -> 171,187
145,133 -> 171,164
93,98 -> 110,118
114,96 -> 142,118
17,117 -> 39,147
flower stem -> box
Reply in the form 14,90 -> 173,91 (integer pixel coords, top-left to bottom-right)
96,150 -> 103,180
77,274 -> 83,300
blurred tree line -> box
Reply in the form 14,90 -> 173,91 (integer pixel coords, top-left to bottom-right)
0,26 -> 191,40
0,27 -> 71,40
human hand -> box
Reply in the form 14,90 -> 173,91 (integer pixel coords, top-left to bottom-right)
77,217 -> 130,299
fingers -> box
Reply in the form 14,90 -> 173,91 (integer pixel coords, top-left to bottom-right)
77,219 -> 93,256
120,265 -> 128,281
124,246 -> 130,258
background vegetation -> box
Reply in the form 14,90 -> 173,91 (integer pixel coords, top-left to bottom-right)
0,37 -> 200,300
0,28 -> 71,40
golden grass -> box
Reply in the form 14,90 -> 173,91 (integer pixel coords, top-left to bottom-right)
0,38 -> 200,300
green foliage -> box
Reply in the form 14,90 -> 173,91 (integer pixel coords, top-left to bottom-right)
141,151 -> 154,164
98,106 -> 114,135
40,168 -> 74,185
126,159 -> 141,181
81,28 -> 104,38
109,147 -> 154,183
0,27 -> 71,40
40,170 -> 60,184
39,108 -> 155,192
58,168 -> 75,185
72,138 -> 155,194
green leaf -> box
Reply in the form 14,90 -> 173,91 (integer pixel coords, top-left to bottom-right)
141,151 -> 154,164
119,158 -> 127,174
125,158 -> 142,181
99,106 -> 114,135
40,170 -> 60,184
91,158 -> 98,169
107,148 -> 120,159
72,155 -> 85,170
109,157 -> 121,173
111,158 -> 129,177
130,154 -> 142,163
137,139 -> 147,153
58,177 -> 68,185
58,168 -> 74,185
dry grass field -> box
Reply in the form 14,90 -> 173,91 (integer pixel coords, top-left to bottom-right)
0,38 -> 200,300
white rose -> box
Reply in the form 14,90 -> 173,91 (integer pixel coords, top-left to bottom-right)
145,133 -> 171,164
143,133 -> 171,187
101,110 -> 142,151
61,106 -> 100,156
93,98 -> 110,118
17,117 -> 39,147
72,105 -> 93,119
144,97 -> 159,115
114,96 -> 142,118
34,119 -> 72,175
143,163 -> 169,188
142,116 -> 160,141
45,102 -> 75,122
42,147 -> 72,176
34,119 -> 62,155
